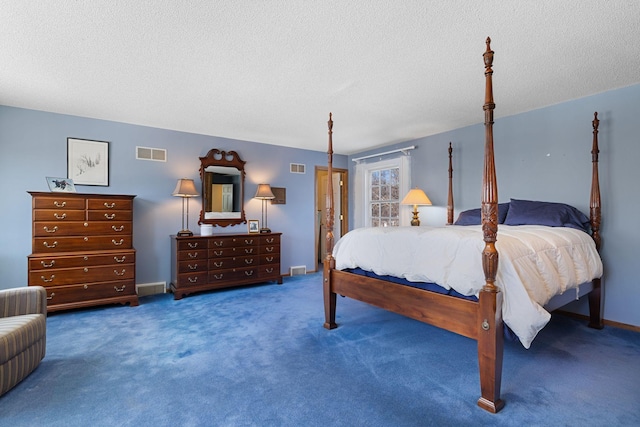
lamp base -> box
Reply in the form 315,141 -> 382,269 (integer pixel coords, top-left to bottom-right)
177,230 -> 193,237
260,227 -> 271,234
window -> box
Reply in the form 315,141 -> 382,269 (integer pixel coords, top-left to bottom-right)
354,155 -> 411,228
369,167 -> 400,227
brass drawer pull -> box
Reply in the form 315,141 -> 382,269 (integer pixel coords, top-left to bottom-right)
244,239 -> 254,245
112,225 -> 124,232
84,268 -> 89,272
188,264 -> 198,270
114,256 -> 126,263
266,268 -> 274,273
214,261 -> 223,268
266,256 -> 274,262
53,213 -> 67,219
43,226 -> 58,233
112,239 -> 124,246
214,250 -> 223,256
244,270 -> 254,276
104,202 -> 116,208
267,238 -> 274,243
43,241 -> 58,248
266,247 -> 274,252
114,269 -> 126,276
188,242 -> 199,248
46,292 -> 55,300
214,241 -> 223,247
244,259 -> 254,265
244,248 -> 254,254
41,260 -> 55,268
53,201 -> 66,207
213,274 -> 224,280
40,275 -> 55,283
114,285 -> 126,292
188,276 -> 199,283
104,213 -> 116,220
188,252 -> 198,258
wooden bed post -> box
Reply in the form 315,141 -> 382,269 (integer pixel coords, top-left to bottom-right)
323,112 -> 338,330
447,142 -> 454,225
477,37 -> 505,413
588,112 -> 604,329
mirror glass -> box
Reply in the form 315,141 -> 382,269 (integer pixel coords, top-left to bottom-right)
199,149 -> 246,227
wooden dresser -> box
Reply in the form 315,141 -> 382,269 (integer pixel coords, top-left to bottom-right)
170,232 -> 283,300
27,192 -> 139,312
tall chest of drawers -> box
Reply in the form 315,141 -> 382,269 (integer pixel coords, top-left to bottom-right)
27,192 -> 139,312
170,232 -> 283,300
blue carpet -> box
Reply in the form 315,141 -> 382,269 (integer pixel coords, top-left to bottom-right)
2,272 -> 639,426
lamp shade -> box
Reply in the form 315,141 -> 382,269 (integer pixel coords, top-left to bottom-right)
401,188 -> 432,206
172,178 -> 199,197
254,184 -> 275,199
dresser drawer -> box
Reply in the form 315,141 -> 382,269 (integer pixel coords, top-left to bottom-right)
33,235 -> 132,253
260,244 -> 280,255
33,197 -> 85,210
44,280 -> 135,305
29,263 -> 135,286
33,221 -> 132,237
176,249 -> 207,261
87,210 -> 133,221
87,198 -> 133,211
177,239 -> 207,251
33,209 -> 86,222
209,255 -> 259,271
175,272 -> 208,287
177,259 -> 208,274
29,251 -> 135,270
260,235 -> 280,246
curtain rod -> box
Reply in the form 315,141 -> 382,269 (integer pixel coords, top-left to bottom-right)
351,145 -> 416,162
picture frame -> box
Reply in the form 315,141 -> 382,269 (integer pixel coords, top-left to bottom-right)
67,138 -> 109,186
248,219 -> 260,234
271,187 -> 286,204
46,176 -> 76,193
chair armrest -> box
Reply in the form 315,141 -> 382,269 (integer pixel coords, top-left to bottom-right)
0,286 -> 47,318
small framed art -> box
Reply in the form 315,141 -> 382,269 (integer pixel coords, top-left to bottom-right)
248,220 -> 260,234
46,177 -> 76,193
68,138 -> 110,186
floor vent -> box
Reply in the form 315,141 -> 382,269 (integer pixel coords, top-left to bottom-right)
136,282 -> 166,296
290,265 -> 307,276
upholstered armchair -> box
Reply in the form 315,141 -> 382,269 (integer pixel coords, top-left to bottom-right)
0,286 -> 47,396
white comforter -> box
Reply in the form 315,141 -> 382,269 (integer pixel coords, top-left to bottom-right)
333,225 -> 603,348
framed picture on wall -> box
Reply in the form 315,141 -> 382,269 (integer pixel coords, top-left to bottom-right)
248,219 -> 259,234
67,138 -> 110,186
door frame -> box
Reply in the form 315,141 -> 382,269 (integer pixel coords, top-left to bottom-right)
314,166 -> 348,272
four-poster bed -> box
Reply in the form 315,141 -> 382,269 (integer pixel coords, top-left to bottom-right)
322,38 -> 604,413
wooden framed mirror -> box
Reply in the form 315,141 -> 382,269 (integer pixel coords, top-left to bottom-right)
199,149 -> 246,227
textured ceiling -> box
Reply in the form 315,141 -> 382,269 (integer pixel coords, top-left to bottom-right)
2,1 -> 640,154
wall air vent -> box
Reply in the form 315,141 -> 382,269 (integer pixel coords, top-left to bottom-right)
290,266 -> 307,276
290,163 -> 306,174
136,146 -> 167,162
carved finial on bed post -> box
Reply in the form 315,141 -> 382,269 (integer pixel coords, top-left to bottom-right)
326,113 -> 335,263
590,112 -> 602,251
447,142 -> 454,225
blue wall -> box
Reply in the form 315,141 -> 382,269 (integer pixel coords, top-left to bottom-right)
347,84 -> 640,328
0,106 -> 347,289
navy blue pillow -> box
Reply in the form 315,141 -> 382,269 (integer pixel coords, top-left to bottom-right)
454,203 -> 510,225
503,198 -> 590,232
